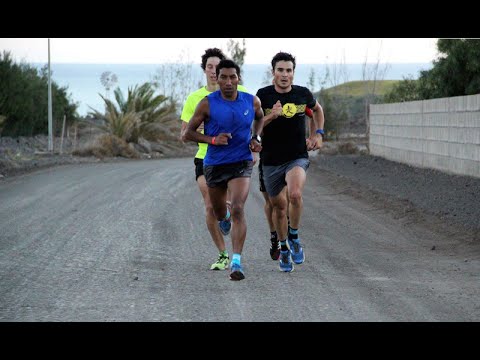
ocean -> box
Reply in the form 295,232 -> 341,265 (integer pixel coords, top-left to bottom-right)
37,63 -> 432,117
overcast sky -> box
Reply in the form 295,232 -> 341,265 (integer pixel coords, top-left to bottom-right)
0,38 -> 439,65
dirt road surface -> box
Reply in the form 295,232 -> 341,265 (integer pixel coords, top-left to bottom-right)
0,157 -> 479,321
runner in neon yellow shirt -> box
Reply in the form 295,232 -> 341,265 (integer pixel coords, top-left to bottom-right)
179,47 -> 248,271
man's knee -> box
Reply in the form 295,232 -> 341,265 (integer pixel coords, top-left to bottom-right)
230,202 -> 245,219
264,200 -> 273,213
272,199 -> 288,217
274,207 -> 288,219
289,190 -> 302,205
205,204 -> 215,217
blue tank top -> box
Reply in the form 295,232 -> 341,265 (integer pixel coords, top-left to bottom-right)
204,90 -> 255,166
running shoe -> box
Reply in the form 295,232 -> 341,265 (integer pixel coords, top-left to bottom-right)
219,218 -> 232,236
210,252 -> 229,270
288,238 -> 305,264
270,240 -> 281,260
229,263 -> 245,281
279,250 -> 294,272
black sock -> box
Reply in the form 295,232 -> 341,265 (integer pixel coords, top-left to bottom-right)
280,239 -> 288,252
270,231 -> 278,243
289,227 -> 299,240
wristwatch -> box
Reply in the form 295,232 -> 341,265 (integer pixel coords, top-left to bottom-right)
251,134 -> 262,143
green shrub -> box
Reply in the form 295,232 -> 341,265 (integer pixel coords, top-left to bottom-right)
0,51 -> 78,137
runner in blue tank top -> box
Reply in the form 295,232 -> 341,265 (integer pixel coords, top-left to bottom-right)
184,59 -> 265,281
203,90 -> 256,166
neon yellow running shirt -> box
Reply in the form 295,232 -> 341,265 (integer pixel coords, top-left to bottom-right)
181,84 -> 248,159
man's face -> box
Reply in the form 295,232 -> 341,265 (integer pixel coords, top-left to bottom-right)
272,60 -> 294,89
205,56 -> 221,86
217,67 -> 239,98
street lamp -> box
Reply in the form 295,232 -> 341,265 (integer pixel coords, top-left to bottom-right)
48,38 -> 53,152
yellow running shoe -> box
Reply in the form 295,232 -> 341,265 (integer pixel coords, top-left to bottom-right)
210,252 -> 229,270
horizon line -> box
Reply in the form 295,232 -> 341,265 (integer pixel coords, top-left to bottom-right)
30,61 -> 433,65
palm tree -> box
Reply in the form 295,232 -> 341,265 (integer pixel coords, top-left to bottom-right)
89,82 -> 176,143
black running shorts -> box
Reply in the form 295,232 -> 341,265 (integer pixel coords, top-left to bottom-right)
258,158 -> 266,193
204,160 -> 254,188
194,157 -> 204,181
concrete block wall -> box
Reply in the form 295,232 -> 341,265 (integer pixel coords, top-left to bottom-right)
370,94 -> 480,178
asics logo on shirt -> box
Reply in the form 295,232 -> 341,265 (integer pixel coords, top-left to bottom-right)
244,109 -> 249,116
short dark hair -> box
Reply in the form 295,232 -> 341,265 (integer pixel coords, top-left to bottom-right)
216,59 -> 241,78
201,48 -> 226,70
271,52 -> 296,71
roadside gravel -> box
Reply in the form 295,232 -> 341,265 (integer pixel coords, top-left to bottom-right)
0,135 -> 195,178
310,153 -> 480,234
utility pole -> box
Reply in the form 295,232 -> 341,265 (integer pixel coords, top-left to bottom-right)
48,38 -> 53,152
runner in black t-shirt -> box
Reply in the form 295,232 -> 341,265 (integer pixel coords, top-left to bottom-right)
258,106 -> 316,261
256,52 -> 325,273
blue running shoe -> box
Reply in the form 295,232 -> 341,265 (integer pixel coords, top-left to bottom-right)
230,263 -> 245,281
219,218 -> 231,236
279,250 -> 294,272
288,238 -> 305,264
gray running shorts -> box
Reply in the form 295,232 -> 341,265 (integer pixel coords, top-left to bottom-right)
262,158 -> 310,197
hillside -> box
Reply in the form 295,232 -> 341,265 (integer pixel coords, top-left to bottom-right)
314,80 -> 402,136
323,80 -> 400,97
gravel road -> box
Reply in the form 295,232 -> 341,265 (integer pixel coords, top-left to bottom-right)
2,139 -> 479,237
1,157 -> 479,321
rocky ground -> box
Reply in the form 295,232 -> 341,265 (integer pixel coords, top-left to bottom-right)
1,135 -> 479,240
310,152 -> 480,239
0,134 -> 196,178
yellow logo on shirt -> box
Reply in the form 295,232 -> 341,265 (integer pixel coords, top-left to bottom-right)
282,103 -> 297,118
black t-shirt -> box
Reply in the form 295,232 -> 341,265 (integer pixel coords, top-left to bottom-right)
256,85 -> 316,166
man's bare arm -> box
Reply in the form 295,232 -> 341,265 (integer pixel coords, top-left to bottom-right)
252,96 -> 265,136
183,98 -> 231,146
249,96 -> 264,153
306,101 -> 325,150
183,98 -> 212,144
262,100 -> 283,128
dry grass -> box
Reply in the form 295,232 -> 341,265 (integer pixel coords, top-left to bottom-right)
337,141 -> 359,154
140,113 -> 181,142
73,134 -> 140,159
141,122 -> 176,142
